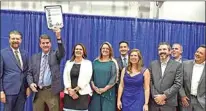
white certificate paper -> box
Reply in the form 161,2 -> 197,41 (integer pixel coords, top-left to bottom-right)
44,5 -> 63,29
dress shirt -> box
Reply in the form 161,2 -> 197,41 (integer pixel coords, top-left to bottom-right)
191,61 -> 205,96
39,52 -> 52,86
160,58 -> 170,76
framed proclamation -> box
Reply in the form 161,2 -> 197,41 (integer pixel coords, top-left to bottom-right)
44,5 -> 64,29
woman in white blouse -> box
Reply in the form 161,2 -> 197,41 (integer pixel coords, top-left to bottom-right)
63,43 -> 93,111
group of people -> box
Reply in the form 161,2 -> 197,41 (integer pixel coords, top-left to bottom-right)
0,29 -> 205,111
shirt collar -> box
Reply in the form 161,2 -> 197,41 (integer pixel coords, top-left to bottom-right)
193,60 -> 205,66
41,52 -> 49,57
174,56 -> 182,63
160,57 -> 170,65
11,47 -> 20,53
121,55 -> 128,60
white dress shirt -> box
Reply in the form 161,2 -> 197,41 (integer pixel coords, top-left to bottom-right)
160,58 -> 170,76
191,61 -> 205,96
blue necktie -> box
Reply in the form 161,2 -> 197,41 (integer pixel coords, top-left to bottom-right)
39,55 -> 48,87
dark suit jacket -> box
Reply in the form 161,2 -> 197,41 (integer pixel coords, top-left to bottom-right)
0,47 -> 28,95
27,43 -> 65,95
115,56 -> 124,84
149,59 -> 183,106
179,60 -> 205,109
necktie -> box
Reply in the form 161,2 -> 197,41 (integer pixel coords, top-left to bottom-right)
39,55 -> 48,87
123,57 -> 127,67
14,50 -> 22,68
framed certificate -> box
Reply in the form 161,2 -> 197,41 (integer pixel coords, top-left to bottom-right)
44,5 -> 64,29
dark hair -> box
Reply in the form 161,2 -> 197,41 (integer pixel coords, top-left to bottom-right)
71,43 -> 87,61
39,34 -> 51,43
119,41 -> 129,47
9,30 -> 22,38
200,44 -> 206,48
127,49 -> 144,73
158,42 -> 171,51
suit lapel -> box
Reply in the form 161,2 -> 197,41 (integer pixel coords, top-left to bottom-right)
20,50 -> 26,70
36,53 -> 42,79
188,61 -> 194,86
198,66 -> 205,86
162,59 -> 173,79
9,48 -> 22,70
156,61 -> 162,79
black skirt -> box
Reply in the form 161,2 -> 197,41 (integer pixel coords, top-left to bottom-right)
63,93 -> 89,110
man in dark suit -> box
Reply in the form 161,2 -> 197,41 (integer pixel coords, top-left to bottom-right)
0,30 -> 30,111
27,28 -> 65,111
179,45 -> 205,111
149,42 -> 183,111
115,41 -> 129,83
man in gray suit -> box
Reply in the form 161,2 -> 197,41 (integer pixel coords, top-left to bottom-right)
27,28 -> 65,111
171,43 -> 187,62
179,45 -> 205,111
149,42 -> 183,111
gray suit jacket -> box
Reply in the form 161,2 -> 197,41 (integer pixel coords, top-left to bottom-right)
179,60 -> 205,109
149,59 -> 183,106
27,43 -> 65,95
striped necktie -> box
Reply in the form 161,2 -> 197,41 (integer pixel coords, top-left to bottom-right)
39,54 -> 48,87
14,50 -> 22,69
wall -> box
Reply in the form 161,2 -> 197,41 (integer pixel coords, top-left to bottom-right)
159,1 -> 205,22
0,1 -> 150,18
1,1 -> 205,22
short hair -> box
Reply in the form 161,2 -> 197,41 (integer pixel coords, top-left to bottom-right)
39,34 -> 51,43
172,43 -> 183,51
9,30 -> 22,38
119,41 -> 129,47
71,43 -> 87,61
158,42 -> 171,51
199,44 -> 206,48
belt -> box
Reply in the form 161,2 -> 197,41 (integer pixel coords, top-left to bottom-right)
39,85 -> 51,90
191,94 -> 197,98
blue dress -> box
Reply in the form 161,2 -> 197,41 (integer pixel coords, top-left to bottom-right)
122,69 -> 145,111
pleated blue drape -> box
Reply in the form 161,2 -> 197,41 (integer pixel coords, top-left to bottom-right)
0,10 -> 205,111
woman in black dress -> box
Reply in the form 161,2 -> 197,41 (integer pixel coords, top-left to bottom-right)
63,43 -> 93,111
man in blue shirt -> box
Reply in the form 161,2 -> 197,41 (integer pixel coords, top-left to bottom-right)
27,28 -> 65,111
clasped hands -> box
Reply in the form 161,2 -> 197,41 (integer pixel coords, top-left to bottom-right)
92,84 -> 106,94
154,94 -> 167,105
67,88 -> 79,100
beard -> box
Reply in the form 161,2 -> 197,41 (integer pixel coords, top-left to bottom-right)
10,42 -> 20,49
159,52 -> 169,60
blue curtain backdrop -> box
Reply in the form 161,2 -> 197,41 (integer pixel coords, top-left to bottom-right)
0,10 -> 205,111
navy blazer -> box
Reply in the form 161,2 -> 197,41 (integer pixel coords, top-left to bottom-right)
27,43 -> 65,95
0,47 -> 28,95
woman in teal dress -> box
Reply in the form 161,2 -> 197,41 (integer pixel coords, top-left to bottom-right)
89,42 -> 119,111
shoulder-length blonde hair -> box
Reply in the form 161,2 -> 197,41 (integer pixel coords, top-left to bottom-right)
127,49 -> 144,73
99,42 -> 114,60
70,43 -> 87,61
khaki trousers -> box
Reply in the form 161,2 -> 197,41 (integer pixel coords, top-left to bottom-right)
33,88 -> 60,111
